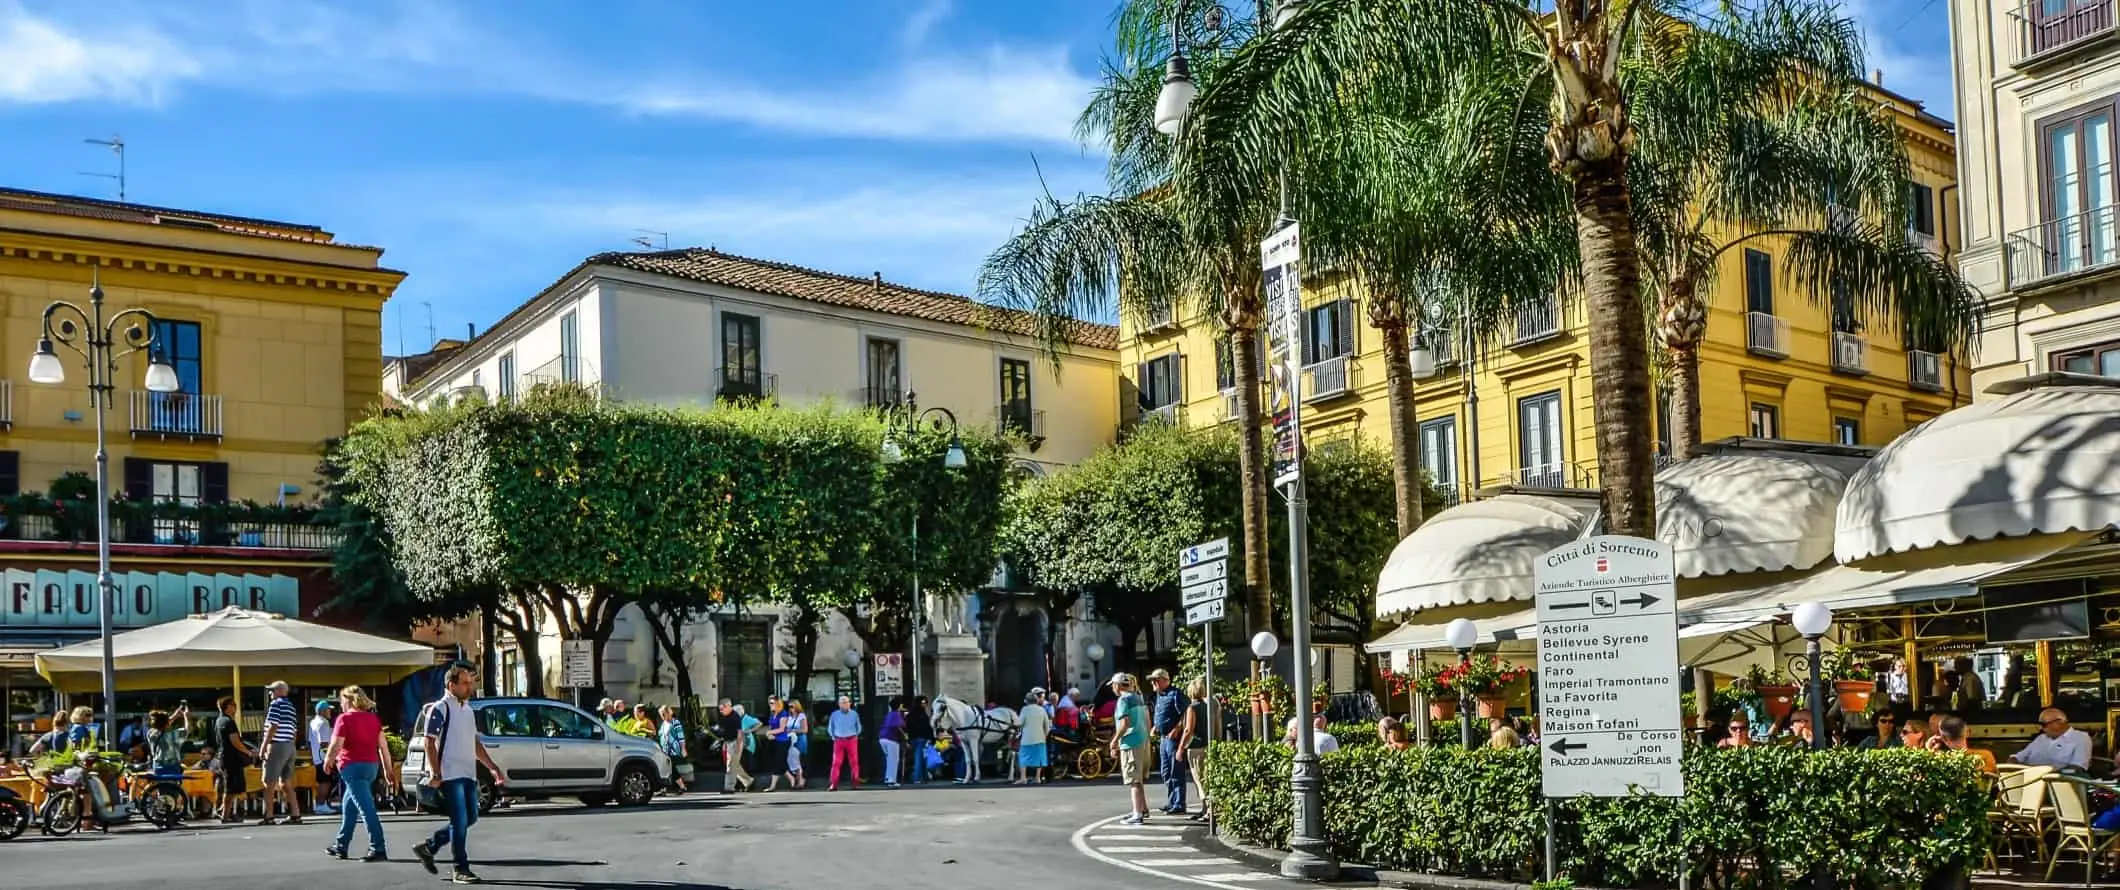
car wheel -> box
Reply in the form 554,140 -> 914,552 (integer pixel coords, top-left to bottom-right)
477,769 -> 500,815
614,764 -> 655,807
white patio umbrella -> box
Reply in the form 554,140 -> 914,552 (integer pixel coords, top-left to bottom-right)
34,606 -> 436,694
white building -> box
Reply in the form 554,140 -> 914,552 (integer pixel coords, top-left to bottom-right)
391,247 -> 1121,708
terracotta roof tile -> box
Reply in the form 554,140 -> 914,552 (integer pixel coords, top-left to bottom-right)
595,248 -> 1117,350
0,187 -> 374,248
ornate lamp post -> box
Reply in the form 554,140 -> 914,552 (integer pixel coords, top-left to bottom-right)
27,275 -> 180,747
880,392 -> 967,697
1444,619 -> 1479,747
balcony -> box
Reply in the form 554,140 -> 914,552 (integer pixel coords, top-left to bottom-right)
1512,299 -> 1561,345
1492,463 -> 1595,491
1137,402 -> 1182,427
1908,350 -> 1945,392
1746,311 -> 1790,358
130,391 -> 222,440
2011,1 -> 2117,67
851,386 -> 903,410
521,355 -> 586,389
1137,306 -> 1179,335
1830,331 -> 1870,376
5,513 -> 339,551
2005,205 -> 2120,291
1219,388 -> 1245,424
1909,229 -> 1941,257
1301,355 -> 1355,402
717,370 -> 777,403
994,405 -> 1046,451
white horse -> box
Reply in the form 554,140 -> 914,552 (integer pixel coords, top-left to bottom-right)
932,695 -> 1019,784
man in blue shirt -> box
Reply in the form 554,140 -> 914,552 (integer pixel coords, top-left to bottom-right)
1148,668 -> 1190,815
414,663 -> 506,884
826,696 -> 863,791
260,680 -> 303,824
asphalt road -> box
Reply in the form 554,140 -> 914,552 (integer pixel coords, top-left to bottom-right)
1,781 -> 1241,890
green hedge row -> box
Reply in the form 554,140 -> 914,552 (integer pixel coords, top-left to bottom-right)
1201,742 -> 1989,889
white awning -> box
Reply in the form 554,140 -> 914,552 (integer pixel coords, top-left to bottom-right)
35,606 -> 435,693
1837,376 -> 2120,562
1656,447 -> 1867,578
1373,494 -> 1589,620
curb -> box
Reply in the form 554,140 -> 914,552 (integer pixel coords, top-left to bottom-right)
1207,831 -> 1566,890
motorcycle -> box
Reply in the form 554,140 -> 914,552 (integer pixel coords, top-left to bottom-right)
35,753 -> 185,835
0,784 -> 30,840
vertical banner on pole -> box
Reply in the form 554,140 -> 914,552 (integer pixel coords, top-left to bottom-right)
1260,222 -> 1303,490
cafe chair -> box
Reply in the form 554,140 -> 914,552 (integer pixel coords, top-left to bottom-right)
1992,766 -> 2055,868
2044,778 -> 2119,887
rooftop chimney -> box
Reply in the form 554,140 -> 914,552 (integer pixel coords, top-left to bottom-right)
873,271 -> 883,292
467,322 -> 476,339
1872,69 -> 1883,86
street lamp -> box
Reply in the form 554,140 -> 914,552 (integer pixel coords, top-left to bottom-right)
1444,618 -> 1478,747
1792,603 -> 1834,752
1408,342 -> 1437,381
28,275 -> 180,748
1085,642 -> 1107,684
1249,632 -> 1279,741
881,391 -> 966,698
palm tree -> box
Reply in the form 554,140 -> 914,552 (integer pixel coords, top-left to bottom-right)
1626,6 -> 1979,456
981,1 -> 1285,633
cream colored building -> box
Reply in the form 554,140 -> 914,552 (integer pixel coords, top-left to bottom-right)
395,247 -> 1120,707
1951,2 -> 2120,392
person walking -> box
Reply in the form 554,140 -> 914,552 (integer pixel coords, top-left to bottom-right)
658,705 -> 692,794
1177,678 -> 1210,820
212,696 -> 257,823
735,704 -> 762,781
321,685 -> 391,862
782,700 -> 810,789
762,696 -> 789,791
309,699 -> 338,815
1148,668 -> 1189,815
413,664 -> 506,884
1015,691 -> 1051,785
713,700 -> 752,793
1109,673 -> 1153,825
259,680 -> 303,824
827,695 -> 862,791
880,698 -> 909,788
906,695 -> 935,785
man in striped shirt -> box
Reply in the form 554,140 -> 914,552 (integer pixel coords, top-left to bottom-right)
260,680 -> 303,824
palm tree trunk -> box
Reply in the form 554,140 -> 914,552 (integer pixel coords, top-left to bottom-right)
1228,321 -> 1274,635
1573,169 -> 1659,539
1658,276 -> 1707,458
1374,308 -> 1425,538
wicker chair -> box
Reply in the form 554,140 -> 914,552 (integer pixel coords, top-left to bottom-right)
2044,777 -> 2119,887
1991,766 -> 2056,868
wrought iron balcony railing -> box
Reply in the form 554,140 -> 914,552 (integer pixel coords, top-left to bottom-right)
130,391 -> 222,440
2005,204 -> 2120,290
1746,312 -> 1790,358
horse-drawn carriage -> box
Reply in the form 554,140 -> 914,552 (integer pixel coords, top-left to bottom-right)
1046,708 -> 1116,780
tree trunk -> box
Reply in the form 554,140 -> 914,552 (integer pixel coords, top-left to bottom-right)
1371,297 -> 1425,538
788,602 -> 821,706
639,601 -> 698,710
492,600 -> 546,699
1227,315 -> 1274,637
1658,275 -> 1707,458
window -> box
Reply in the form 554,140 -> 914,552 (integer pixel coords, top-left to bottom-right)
1749,403 -> 1781,439
865,338 -> 902,406
1418,416 -> 1458,492
2051,338 -> 2120,377
1302,299 -> 1355,365
470,369 -> 482,392
144,319 -> 205,434
150,319 -> 202,393
1138,353 -> 1183,409
1909,183 -> 1936,236
1215,336 -> 1266,390
999,358 -> 1033,435
497,351 -> 516,400
722,313 -> 762,389
538,706 -> 601,741
2039,99 -> 2118,275
559,310 -> 580,382
1833,417 -> 1861,446
1830,281 -> 1860,334
125,458 -> 226,543
1516,391 -> 1563,484
477,703 -> 537,738
1743,249 -> 1774,315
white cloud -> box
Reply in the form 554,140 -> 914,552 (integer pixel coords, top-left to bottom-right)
0,0 -> 201,104
1840,0 -> 1956,117
902,0 -> 953,46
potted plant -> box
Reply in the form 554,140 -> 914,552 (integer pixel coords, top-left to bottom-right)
1444,654 -> 1530,719
1824,650 -> 1877,713
1409,664 -> 1458,720
1748,665 -> 1797,722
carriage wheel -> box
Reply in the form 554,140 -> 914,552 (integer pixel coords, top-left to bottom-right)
1048,751 -> 1072,781
1076,748 -> 1108,780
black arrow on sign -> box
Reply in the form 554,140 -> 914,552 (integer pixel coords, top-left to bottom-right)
1549,601 -> 1591,612
1548,738 -> 1587,755
1621,593 -> 1661,609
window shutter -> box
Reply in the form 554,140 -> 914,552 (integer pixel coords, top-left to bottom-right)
1301,312 -> 1316,366
123,458 -> 152,502
203,462 -> 230,504
1336,300 -> 1355,357
0,451 -> 17,496
1135,362 -> 1150,410
1170,354 -> 1184,404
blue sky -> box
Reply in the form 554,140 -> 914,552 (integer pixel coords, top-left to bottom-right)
0,0 -> 1954,356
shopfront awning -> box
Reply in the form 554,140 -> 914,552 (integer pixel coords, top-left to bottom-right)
34,606 -> 435,693
1657,445 -> 1867,577
1374,494 -> 1590,620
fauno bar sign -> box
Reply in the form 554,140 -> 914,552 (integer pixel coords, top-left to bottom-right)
2,569 -> 300,628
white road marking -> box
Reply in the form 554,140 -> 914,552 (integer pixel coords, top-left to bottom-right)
1072,815 -> 1293,890
1134,858 -> 1238,867
1093,834 -> 1186,840
1097,846 -> 1189,853
1192,874 -> 1278,882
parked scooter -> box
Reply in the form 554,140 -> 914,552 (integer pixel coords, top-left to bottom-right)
34,752 -> 184,835
0,783 -> 30,840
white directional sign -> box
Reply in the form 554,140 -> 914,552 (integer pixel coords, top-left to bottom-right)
874,653 -> 904,697
560,639 -> 595,689
1533,535 -> 1684,799
1181,578 -> 1228,607
1179,537 -> 1230,568
1185,598 -> 1226,626
1180,560 -> 1228,587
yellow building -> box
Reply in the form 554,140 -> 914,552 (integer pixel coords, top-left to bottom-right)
1119,88 -> 1971,500
0,187 -> 403,726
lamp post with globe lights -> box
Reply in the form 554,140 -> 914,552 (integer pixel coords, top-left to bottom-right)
1249,631 -> 1279,740
1444,619 -> 1479,747
1085,642 -> 1108,686
880,392 -> 968,698
26,276 -> 182,748
1792,603 -> 1834,752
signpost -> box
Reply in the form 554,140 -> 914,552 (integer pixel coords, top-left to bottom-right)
559,639 -> 595,689
874,653 -> 904,697
1260,223 -> 1304,489
1533,535 -> 1683,879
1180,537 -> 1229,761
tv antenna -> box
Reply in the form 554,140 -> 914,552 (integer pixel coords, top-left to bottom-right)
630,229 -> 669,250
80,135 -> 126,201
422,302 -> 437,350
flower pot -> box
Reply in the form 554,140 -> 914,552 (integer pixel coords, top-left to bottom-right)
1475,694 -> 1509,719
1833,680 -> 1875,714
1429,698 -> 1459,721
1759,684 -> 1797,721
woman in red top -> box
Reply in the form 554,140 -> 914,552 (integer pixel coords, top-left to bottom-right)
321,685 -> 393,861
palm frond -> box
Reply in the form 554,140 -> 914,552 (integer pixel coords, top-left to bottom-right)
977,192 -> 1188,360
1781,220 -> 1981,357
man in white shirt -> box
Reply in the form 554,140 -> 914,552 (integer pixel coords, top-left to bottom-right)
413,664 -> 505,884
1284,715 -> 1340,754
308,700 -> 337,815
2011,708 -> 2092,771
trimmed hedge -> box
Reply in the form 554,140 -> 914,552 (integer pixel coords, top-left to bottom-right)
1202,742 -> 1989,889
